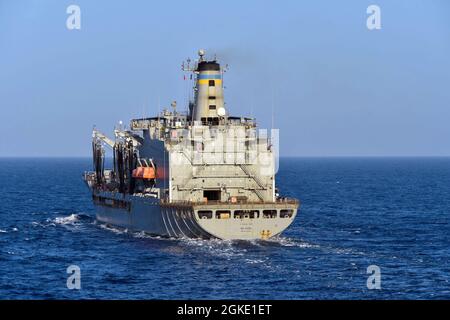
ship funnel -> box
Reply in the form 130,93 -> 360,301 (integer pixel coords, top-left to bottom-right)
192,50 -> 226,123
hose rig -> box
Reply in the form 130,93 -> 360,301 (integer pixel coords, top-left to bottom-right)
92,128 -> 141,194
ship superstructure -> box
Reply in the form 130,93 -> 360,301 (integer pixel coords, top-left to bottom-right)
84,50 -> 299,240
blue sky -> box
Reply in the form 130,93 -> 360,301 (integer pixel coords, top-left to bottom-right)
0,0 -> 449,156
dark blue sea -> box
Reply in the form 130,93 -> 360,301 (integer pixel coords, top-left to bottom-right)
0,158 -> 449,299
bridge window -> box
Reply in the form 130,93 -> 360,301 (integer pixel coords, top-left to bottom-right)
209,80 -> 215,87
263,210 -> 277,218
280,209 -> 294,218
198,210 -> 212,219
209,105 -> 216,110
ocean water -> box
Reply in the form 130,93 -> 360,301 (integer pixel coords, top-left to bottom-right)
0,157 -> 449,299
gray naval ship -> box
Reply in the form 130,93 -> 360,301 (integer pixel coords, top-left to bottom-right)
83,50 -> 299,240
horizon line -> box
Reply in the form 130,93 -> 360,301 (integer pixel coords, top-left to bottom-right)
2,155 -> 450,159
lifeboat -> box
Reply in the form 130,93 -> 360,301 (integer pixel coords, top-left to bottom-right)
132,167 -> 156,179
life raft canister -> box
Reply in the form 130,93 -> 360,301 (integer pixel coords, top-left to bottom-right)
132,167 -> 156,179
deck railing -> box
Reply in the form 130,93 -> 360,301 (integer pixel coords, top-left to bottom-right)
161,198 -> 299,206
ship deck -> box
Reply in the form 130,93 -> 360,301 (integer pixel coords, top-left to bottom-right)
160,199 -> 299,210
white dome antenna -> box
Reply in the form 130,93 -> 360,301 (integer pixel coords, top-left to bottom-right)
217,107 -> 226,117
198,49 -> 206,61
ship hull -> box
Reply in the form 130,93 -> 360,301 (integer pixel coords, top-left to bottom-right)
92,191 -> 298,240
